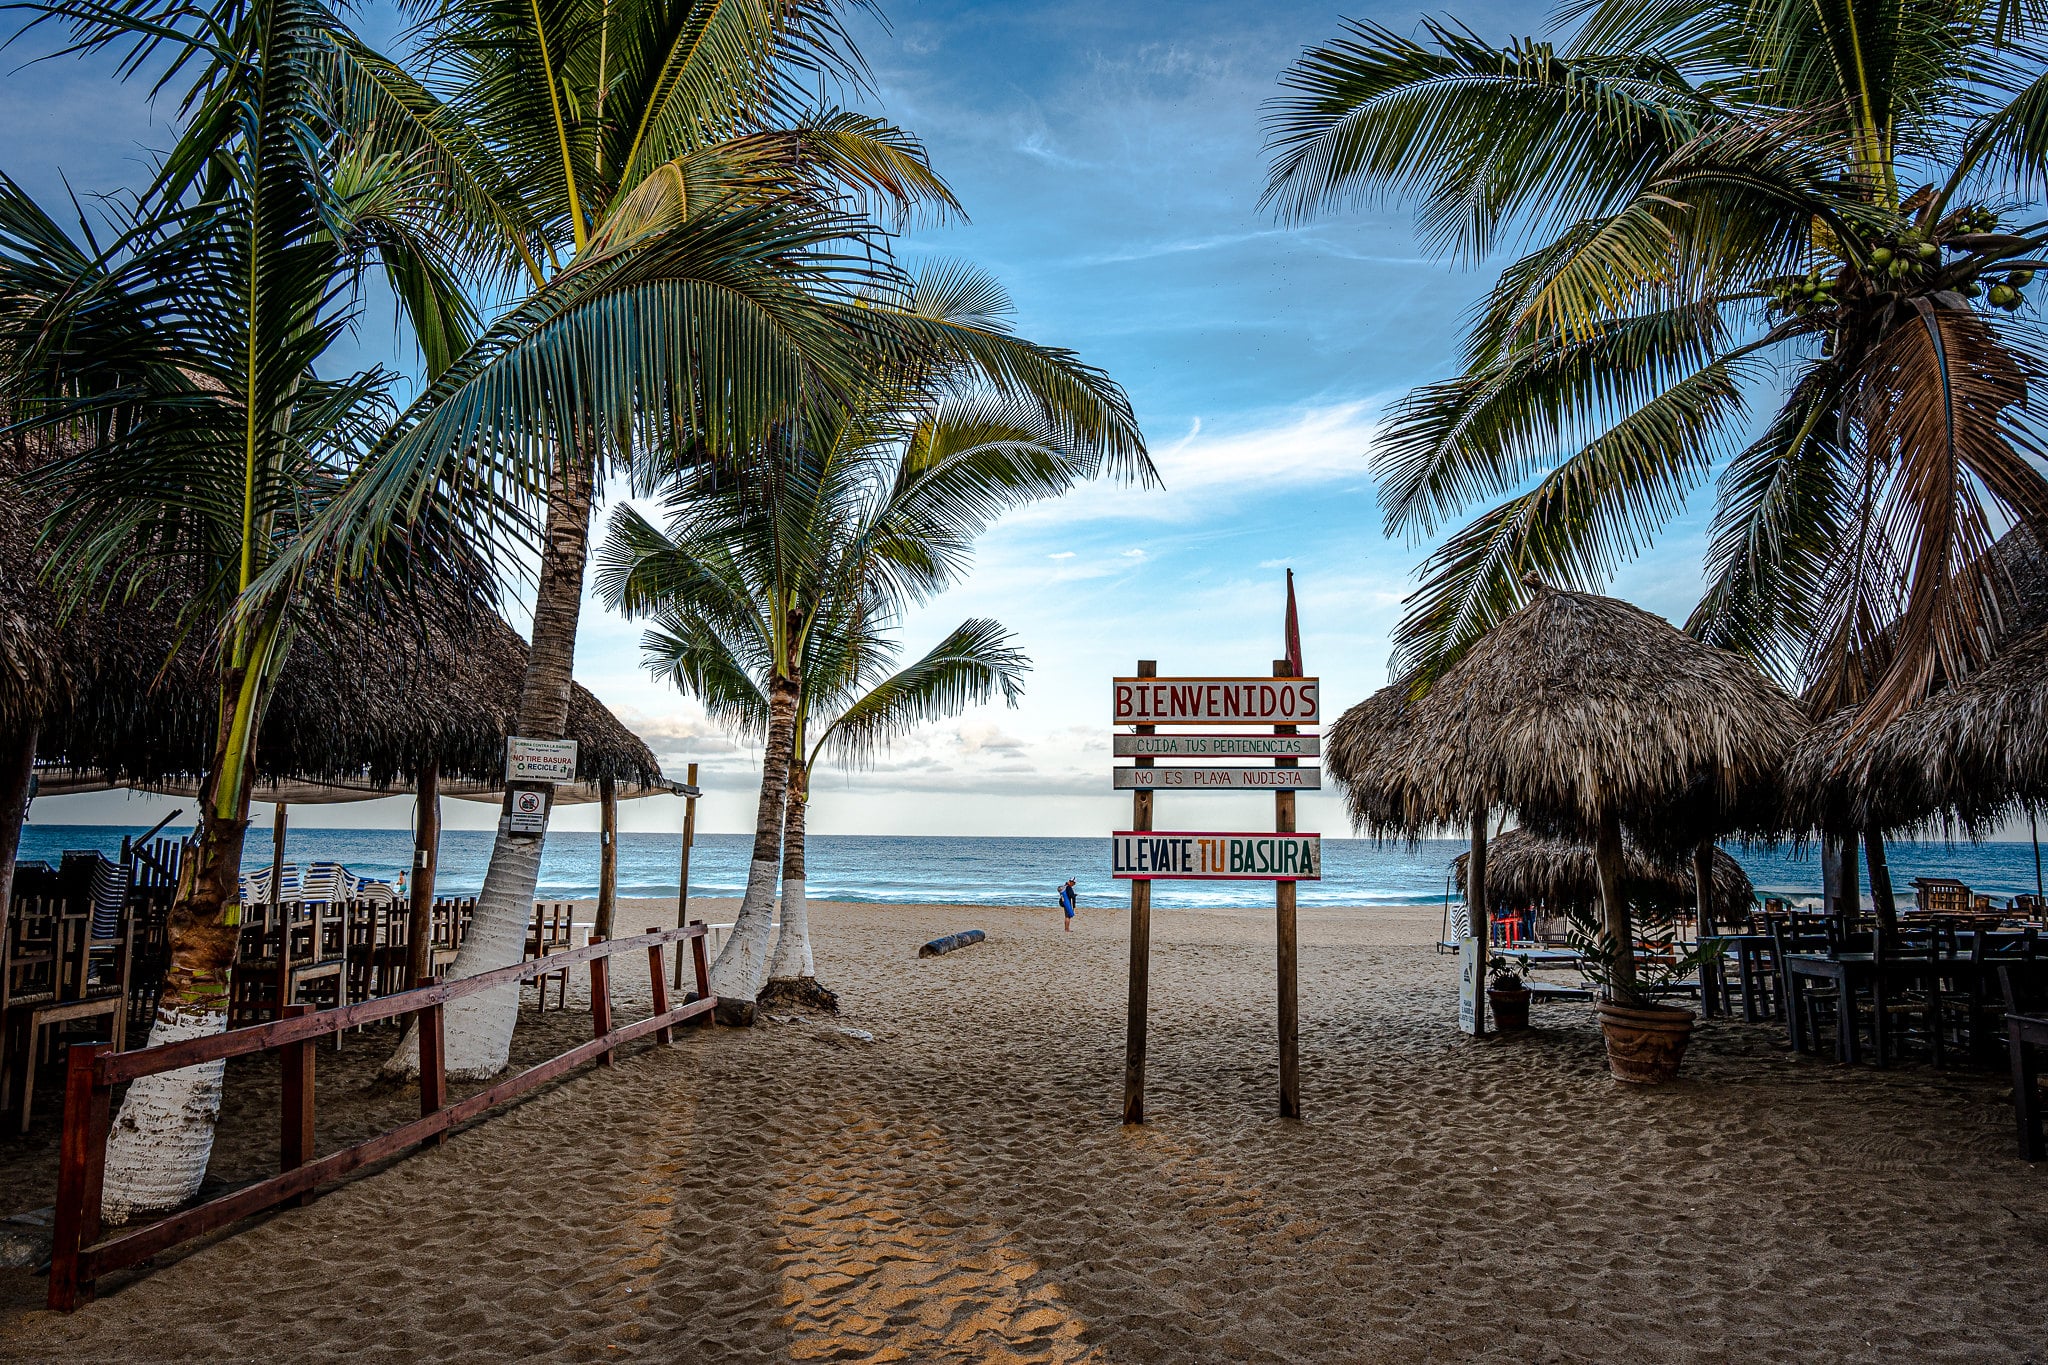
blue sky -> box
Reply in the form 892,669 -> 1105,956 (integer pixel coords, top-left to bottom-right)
7,0 -> 1733,837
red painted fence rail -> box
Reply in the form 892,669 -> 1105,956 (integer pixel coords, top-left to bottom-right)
48,921 -> 717,1311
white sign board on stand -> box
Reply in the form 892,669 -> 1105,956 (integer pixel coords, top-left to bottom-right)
1113,733 -> 1320,758
1112,676 -> 1319,725
1113,766 -> 1320,790
507,737 -> 579,784
1457,938 -> 1482,1034
1111,830 -> 1321,881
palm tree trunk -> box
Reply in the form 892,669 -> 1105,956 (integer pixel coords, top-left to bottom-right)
769,756 -> 813,982
1593,809 -> 1640,1006
709,671 -> 798,1022
390,448 -> 593,1079
101,665 -> 258,1221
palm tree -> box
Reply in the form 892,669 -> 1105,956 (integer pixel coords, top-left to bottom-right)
596,266 -> 1143,1015
627,596 -> 1026,1000
1263,1 -> 2048,723
297,0 -> 1146,1074
0,0 -> 489,1216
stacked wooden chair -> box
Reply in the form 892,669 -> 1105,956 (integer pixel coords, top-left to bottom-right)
2,896 -> 132,1132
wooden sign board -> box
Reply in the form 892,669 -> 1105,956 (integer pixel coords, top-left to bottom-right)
1113,677 -> 1320,726
508,736 -> 578,784
1111,831 -> 1321,881
1113,733 -> 1320,758
1113,767 -> 1320,790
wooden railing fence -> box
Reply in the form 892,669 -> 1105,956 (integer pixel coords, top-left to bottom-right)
48,922 -> 715,1311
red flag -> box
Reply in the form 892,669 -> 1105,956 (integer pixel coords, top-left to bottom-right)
1283,569 -> 1303,677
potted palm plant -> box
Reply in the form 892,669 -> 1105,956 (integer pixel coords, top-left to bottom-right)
1485,956 -> 1533,1034
1569,911 -> 1728,1083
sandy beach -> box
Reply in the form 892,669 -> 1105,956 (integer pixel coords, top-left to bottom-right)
1,896 -> 2044,1362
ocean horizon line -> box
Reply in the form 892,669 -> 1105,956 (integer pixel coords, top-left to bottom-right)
15,822 -> 2048,910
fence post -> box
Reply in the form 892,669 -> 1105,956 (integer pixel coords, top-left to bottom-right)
279,1003 -> 315,1207
590,937 -> 614,1066
48,1042 -> 111,1312
688,921 -> 711,1026
416,977 -> 447,1148
647,930 -> 673,1046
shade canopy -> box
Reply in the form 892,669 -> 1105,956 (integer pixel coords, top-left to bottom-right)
1788,522 -> 2048,836
1327,585 -> 1809,839
0,483 -> 662,795
1451,827 -> 1756,920
1789,622 -> 2048,836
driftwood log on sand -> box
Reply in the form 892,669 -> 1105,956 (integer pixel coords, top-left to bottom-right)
918,930 -> 987,958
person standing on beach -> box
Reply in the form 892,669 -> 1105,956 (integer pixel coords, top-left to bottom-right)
1060,879 -> 1078,931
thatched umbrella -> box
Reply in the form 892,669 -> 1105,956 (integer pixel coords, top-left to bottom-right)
0,479 -> 664,946
1787,619 -> 2048,899
1786,521 -> 2048,915
1329,583 -> 1806,1004
1452,827 -> 1755,922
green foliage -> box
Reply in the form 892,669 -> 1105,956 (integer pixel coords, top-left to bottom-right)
1565,910 -> 1728,1006
1265,0 -> 2048,721
593,263 -> 1123,778
1485,954 -> 1529,991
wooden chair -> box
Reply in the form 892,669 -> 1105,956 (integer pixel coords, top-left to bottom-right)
229,902 -> 344,1027
525,902 -> 574,1011
3,911 -> 132,1133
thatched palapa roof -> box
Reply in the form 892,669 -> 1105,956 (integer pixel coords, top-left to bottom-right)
1327,584 -> 1809,838
0,482 -> 661,797
1788,522 -> 2048,836
1451,828 -> 1755,920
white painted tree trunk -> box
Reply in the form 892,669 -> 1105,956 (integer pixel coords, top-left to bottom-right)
100,1006 -> 228,1223
709,857 -> 780,1007
769,876 -> 813,980
385,827 -> 543,1079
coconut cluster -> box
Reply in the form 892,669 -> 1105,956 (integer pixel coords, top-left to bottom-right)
1765,204 -> 2034,319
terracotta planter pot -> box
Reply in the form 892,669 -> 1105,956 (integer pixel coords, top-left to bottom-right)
1487,987 -> 1532,1034
1596,1001 -> 1696,1083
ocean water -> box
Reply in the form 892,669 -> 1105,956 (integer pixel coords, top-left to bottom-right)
14,824 -> 2048,911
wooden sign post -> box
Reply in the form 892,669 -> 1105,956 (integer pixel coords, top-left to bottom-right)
1112,662 -> 1320,1124
1123,661 -> 1155,1126
674,762 -> 700,990
1273,658 -> 1300,1119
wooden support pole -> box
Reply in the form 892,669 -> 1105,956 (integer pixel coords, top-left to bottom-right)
687,920 -> 711,1025
0,724 -> 37,917
1124,660 -> 1156,1126
406,757 -> 440,989
47,1041 -> 110,1312
647,929 -> 673,1046
674,763 -> 699,990
1273,658 -> 1300,1119
1695,837 -> 1722,1016
278,1003 -> 315,1207
595,775 -> 619,941
270,801 -> 289,910
590,939 -> 613,1067
416,985 -> 446,1148
1865,826 -> 1897,935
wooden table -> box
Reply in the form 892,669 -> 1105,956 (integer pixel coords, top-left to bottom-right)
1787,951 -> 2043,1067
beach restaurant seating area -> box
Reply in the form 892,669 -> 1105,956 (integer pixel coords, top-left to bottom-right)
0,837 -> 606,1131
1473,876 -> 2048,1151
